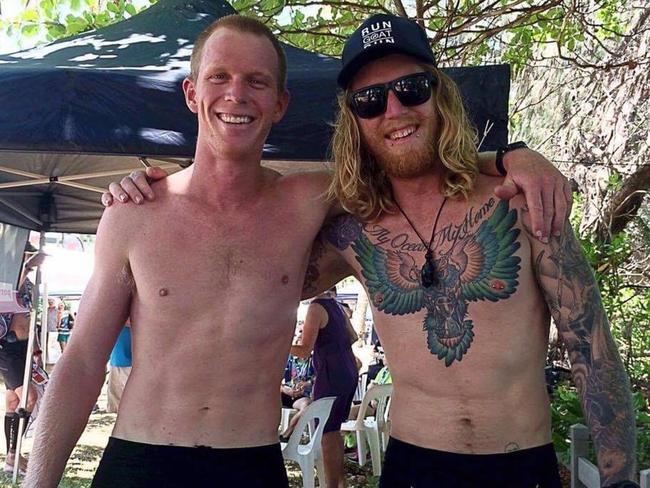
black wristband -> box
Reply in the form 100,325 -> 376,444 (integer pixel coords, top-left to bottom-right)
603,482 -> 641,488
495,141 -> 528,176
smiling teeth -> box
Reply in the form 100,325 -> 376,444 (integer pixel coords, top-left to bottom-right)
218,114 -> 252,124
389,127 -> 416,140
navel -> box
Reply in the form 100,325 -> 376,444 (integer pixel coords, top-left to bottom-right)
281,275 -> 289,285
159,288 -> 169,297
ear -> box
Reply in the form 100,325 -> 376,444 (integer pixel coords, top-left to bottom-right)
272,89 -> 290,124
182,77 -> 198,114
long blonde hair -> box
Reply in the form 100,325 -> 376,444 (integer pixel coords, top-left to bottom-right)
328,66 -> 479,221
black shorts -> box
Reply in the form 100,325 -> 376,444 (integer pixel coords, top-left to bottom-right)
380,437 -> 562,488
92,437 -> 289,488
0,340 -> 28,390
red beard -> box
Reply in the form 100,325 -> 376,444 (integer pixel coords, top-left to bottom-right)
362,114 -> 439,178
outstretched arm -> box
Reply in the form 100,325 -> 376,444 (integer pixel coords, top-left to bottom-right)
527,216 -> 636,485
291,302 -> 327,359
478,147 -> 572,243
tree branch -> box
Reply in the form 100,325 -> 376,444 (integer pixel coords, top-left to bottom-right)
598,165 -> 650,242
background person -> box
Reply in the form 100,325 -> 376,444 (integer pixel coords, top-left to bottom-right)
0,246 -> 44,475
279,353 -> 314,442
348,355 -> 392,421
56,302 -> 74,353
106,320 -> 132,414
291,287 -> 358,488
44,298 -> 58,361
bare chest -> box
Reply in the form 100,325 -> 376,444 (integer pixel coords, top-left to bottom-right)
330,199 -> 548,370
128,203 -> 318,311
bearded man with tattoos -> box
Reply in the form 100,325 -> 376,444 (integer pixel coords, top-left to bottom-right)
98,14 -> 593,488
298,14 -> 636,488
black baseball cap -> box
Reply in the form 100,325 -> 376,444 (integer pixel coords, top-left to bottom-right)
338,14 -> 436,88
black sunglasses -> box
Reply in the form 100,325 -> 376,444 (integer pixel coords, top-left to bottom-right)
348,72 -> 436,119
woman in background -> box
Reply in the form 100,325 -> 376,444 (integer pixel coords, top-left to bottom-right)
56,302 -> 74,353
292,287 -> 359,488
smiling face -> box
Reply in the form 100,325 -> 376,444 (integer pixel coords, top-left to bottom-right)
351,54 -> 439,179
183,28 -> 289,159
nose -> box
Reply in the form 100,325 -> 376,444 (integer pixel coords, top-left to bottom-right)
224,77 -> 248,104
384,89 -> 406,118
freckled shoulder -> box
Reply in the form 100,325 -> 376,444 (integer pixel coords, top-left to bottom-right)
97,188 -> 156,263
99,199 -> 143,236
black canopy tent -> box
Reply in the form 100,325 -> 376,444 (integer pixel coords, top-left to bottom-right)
0,0 -> 510,236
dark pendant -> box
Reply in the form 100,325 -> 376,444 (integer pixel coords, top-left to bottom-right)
421,252 -> 437,288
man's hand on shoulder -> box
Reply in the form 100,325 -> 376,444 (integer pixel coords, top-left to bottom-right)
101,166 -> 168,207
493,147 -> 572,244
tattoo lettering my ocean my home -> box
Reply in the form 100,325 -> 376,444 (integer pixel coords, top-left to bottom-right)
325,200 -> 522,366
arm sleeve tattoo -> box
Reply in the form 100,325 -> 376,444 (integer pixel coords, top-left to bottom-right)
302,238 -> 326,299
301,229 -> 355,300
532,221 -> 636,484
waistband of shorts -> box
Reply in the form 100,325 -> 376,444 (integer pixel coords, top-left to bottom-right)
108,436 -> 281,454
387,436 -> 556,460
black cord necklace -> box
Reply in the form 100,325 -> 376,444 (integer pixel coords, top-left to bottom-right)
392,195 -> 448,288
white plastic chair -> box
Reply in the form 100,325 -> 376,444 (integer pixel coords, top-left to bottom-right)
280,407 -> 298,433
340,384 -> 392,476
352,371 -> 368,403
281,396 -> 335,488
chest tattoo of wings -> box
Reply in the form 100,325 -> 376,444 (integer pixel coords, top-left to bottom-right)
351,200 -> 521,366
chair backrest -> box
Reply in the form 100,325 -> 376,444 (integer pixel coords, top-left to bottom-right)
353,384 -> 393,428
353,372 -> 368,403
284,396 -> 336,454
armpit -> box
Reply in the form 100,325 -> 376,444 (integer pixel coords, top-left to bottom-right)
118,261 -> 136,292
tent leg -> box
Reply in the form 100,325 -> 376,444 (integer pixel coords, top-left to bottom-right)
36,233 -> 47,368
12,293 -> 38,483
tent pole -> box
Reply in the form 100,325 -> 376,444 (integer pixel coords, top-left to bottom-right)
56,181 -> 105,193
0,163 -> 181,191
12,266 -> 41,483
37,233 -> 48,369
0,164 -> 42,179
41,284 -> 49,374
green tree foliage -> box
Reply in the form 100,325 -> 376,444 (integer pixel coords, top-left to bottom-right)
0,0 -> 151,51
231,0 -> 631,73
574,195 -> 650,393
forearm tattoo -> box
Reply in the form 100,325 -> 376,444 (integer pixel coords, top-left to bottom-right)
532,222 -> 636,482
